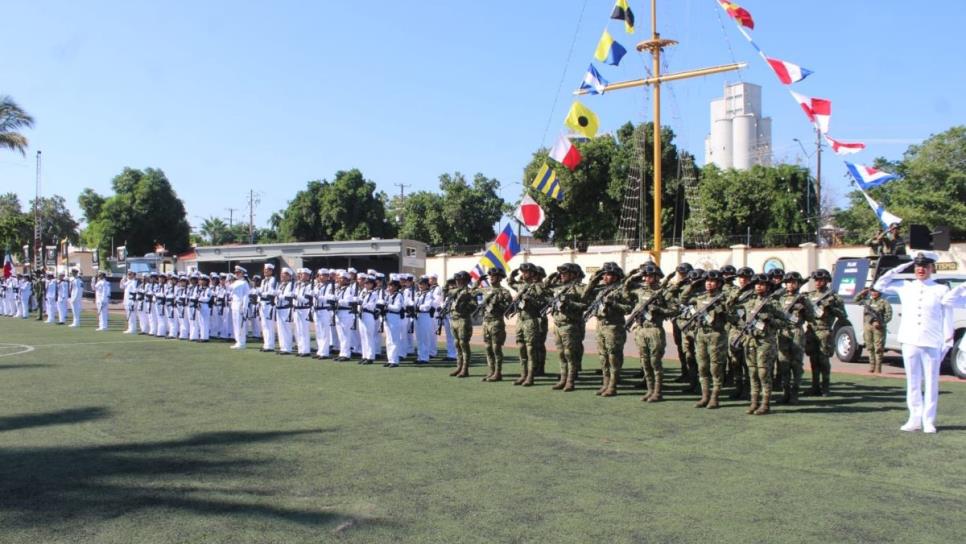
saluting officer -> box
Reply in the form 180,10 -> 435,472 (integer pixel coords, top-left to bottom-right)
229,265 -> 251,350
583,262 -> 634,397
93,271 -> 111,331
737,274 -> 792,415
544,263 -> 586,391
472,267 -> 513,382
625,262 -> 676,402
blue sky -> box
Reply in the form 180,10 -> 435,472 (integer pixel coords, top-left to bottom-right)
2,1 -> 964,233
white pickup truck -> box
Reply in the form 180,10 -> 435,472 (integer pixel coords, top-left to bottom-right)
829,256 -> 965,379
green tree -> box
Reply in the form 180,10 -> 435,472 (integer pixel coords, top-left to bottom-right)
80,167 -> 191,260
32,195 -> 79,246
0,193 -> 31,254
396,172 -> 507,247
834,126 -> 966,243
198,216 -> 232,245
277,169 -> 395,242
521,122 -> 681,247
696,164 -> 816,247
0,96 -> 34,155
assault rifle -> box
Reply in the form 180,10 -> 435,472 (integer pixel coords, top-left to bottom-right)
811,290 -> 836,319
782,291 -> 809,325
859,300 -> 885,325
436,295 -> 453,334
680,290 -> 730,332
350,301 -> 360,331
623,289 -> 664,332
504,284 -> 531,319
582,284 -> 621,322
540,282 -> 577,317
731,295 -> 775,349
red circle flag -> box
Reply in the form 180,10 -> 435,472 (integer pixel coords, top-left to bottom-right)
514,195 -> 545,230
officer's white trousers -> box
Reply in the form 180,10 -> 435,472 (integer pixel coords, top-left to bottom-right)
314,310 -> 332,356
57,299 -> 67,323
294,310 -> 311,354
260,304 -> 276,350
416,313 -> 434,362
336,310 -> 354,358
385,314 -> 404,365
231,305 -> 247,348
358,313 -> 377,360
902,344 -> 942,429
96,301 -> 109,330
20,292 -> 30,318
124,302 -> 137,332
45,298 -> 55,323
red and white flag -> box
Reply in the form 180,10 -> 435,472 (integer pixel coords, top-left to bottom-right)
549,135 -> 582,170
766,57 -> 812,85
514,194 -> 545,231
790,91 -> 831,134
824,134 -> 865,156
2,253 -> 12,279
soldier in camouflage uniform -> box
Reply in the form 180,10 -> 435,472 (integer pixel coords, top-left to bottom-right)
508,263 -> 549,386
738,274 -> 792,415
582,262 -> 634,397
720,265 -> 740,389
776,272 -> 815,404
853,286 -> 893,374
663,263 -> 693,382
805,268 -> 850,396
472,267 -> 513,381
625,262 -> 676,402
545,263 -> 587,392
534,266 -> 550,377
446,271 -> 478,378
673,268 -> 705,394
685,270 -> 732,409
726,267 -> 756,399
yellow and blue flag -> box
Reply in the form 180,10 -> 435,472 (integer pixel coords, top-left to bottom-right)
594,30 -> 627,66
531,162 -> 564,202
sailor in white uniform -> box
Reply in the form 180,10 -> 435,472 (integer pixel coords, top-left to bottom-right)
94,271 -> 111,330
874,251 -> 956,433
229,266 -> 251,349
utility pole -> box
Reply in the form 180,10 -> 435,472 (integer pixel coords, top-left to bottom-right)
576,0 -> 746,265
815,127 -> 823,242
33,150 -> 42,270
225,207 -> 238,230
247,190 -> 261,244
393,183 -> 411,225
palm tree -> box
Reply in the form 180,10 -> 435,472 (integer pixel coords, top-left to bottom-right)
199,216 -> 229,245
0,96 -> 35,156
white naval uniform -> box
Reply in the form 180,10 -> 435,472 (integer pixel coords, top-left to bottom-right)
293,281 -> 312,355
162,283 -> 177,336
56,279 -> 69,323
122,278 -> 138,332
19,278 -> 32,318
94,278 -> 111,330
260,276 -> 278,350
335,283 -> 358,359
67,276 -> 84,327
875,263 -> 955,431
177,286 -> 190,339
275,280 -> 296,353
229,278 -> 251,348
414,289 -> 435,362
357,288 -> 380,361
197,285 -> 212,341
313,281 -> 336,357
383,291 -> 405,366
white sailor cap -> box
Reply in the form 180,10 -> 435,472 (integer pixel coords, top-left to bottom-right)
347,267 -> 357,274
429,272 -> 438,279
357,273 -> 369,280
337,270 -> 349,278
317,268 -> 329,275
234,265 -> 247,274
199,273 -> 209,280
389,273 -> 399,281
263,263 -> 276,270
367,269 -> 377,275
281,267 -> 294,275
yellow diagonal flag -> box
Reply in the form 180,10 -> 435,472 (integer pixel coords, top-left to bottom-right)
564,101 -> 599,139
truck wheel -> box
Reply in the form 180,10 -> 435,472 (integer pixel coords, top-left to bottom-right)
834,326 -> 861,363
948,331 -> 966,379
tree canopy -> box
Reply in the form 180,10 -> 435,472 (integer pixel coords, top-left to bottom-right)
277,169 -> 395,242
394,172 -> 507,247
79,167 -> 191,259
834,126 -> 966,243
0,95 -> 34,156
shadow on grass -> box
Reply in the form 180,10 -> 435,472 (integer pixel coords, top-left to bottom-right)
0,364 -> 57,371
0,428 -> 395,532
0,406 -> 111,433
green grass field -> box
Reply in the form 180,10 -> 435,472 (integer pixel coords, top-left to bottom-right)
1,313 -> 964,543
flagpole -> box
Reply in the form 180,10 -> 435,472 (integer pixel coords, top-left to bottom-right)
815,127 -> 823,244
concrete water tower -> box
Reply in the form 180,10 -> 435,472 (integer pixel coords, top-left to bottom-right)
704,82 -> 772,170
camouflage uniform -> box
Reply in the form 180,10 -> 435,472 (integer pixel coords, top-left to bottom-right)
446,280 -> 478,377
627,281 -> 676,402
673,280 -> 703,393
854,290 -> 893,373
805,286 -> 848,396
663,273 -> 691,381
583,275 -> 634,397
739,289 -> 791,415
726,282 -> 755,399
474,282 -> 513,381
509,275 -> 549,386
688,282 -> 732,408
777,288 -> 814,403
548,279 -> 587,391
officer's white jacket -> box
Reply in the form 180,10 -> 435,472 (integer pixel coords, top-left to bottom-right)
875,263 -> 954,351
230,279 -> 250,309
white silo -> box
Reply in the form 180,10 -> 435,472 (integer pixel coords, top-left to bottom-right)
711,118 -> 733,169
732,114 -> 756,170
